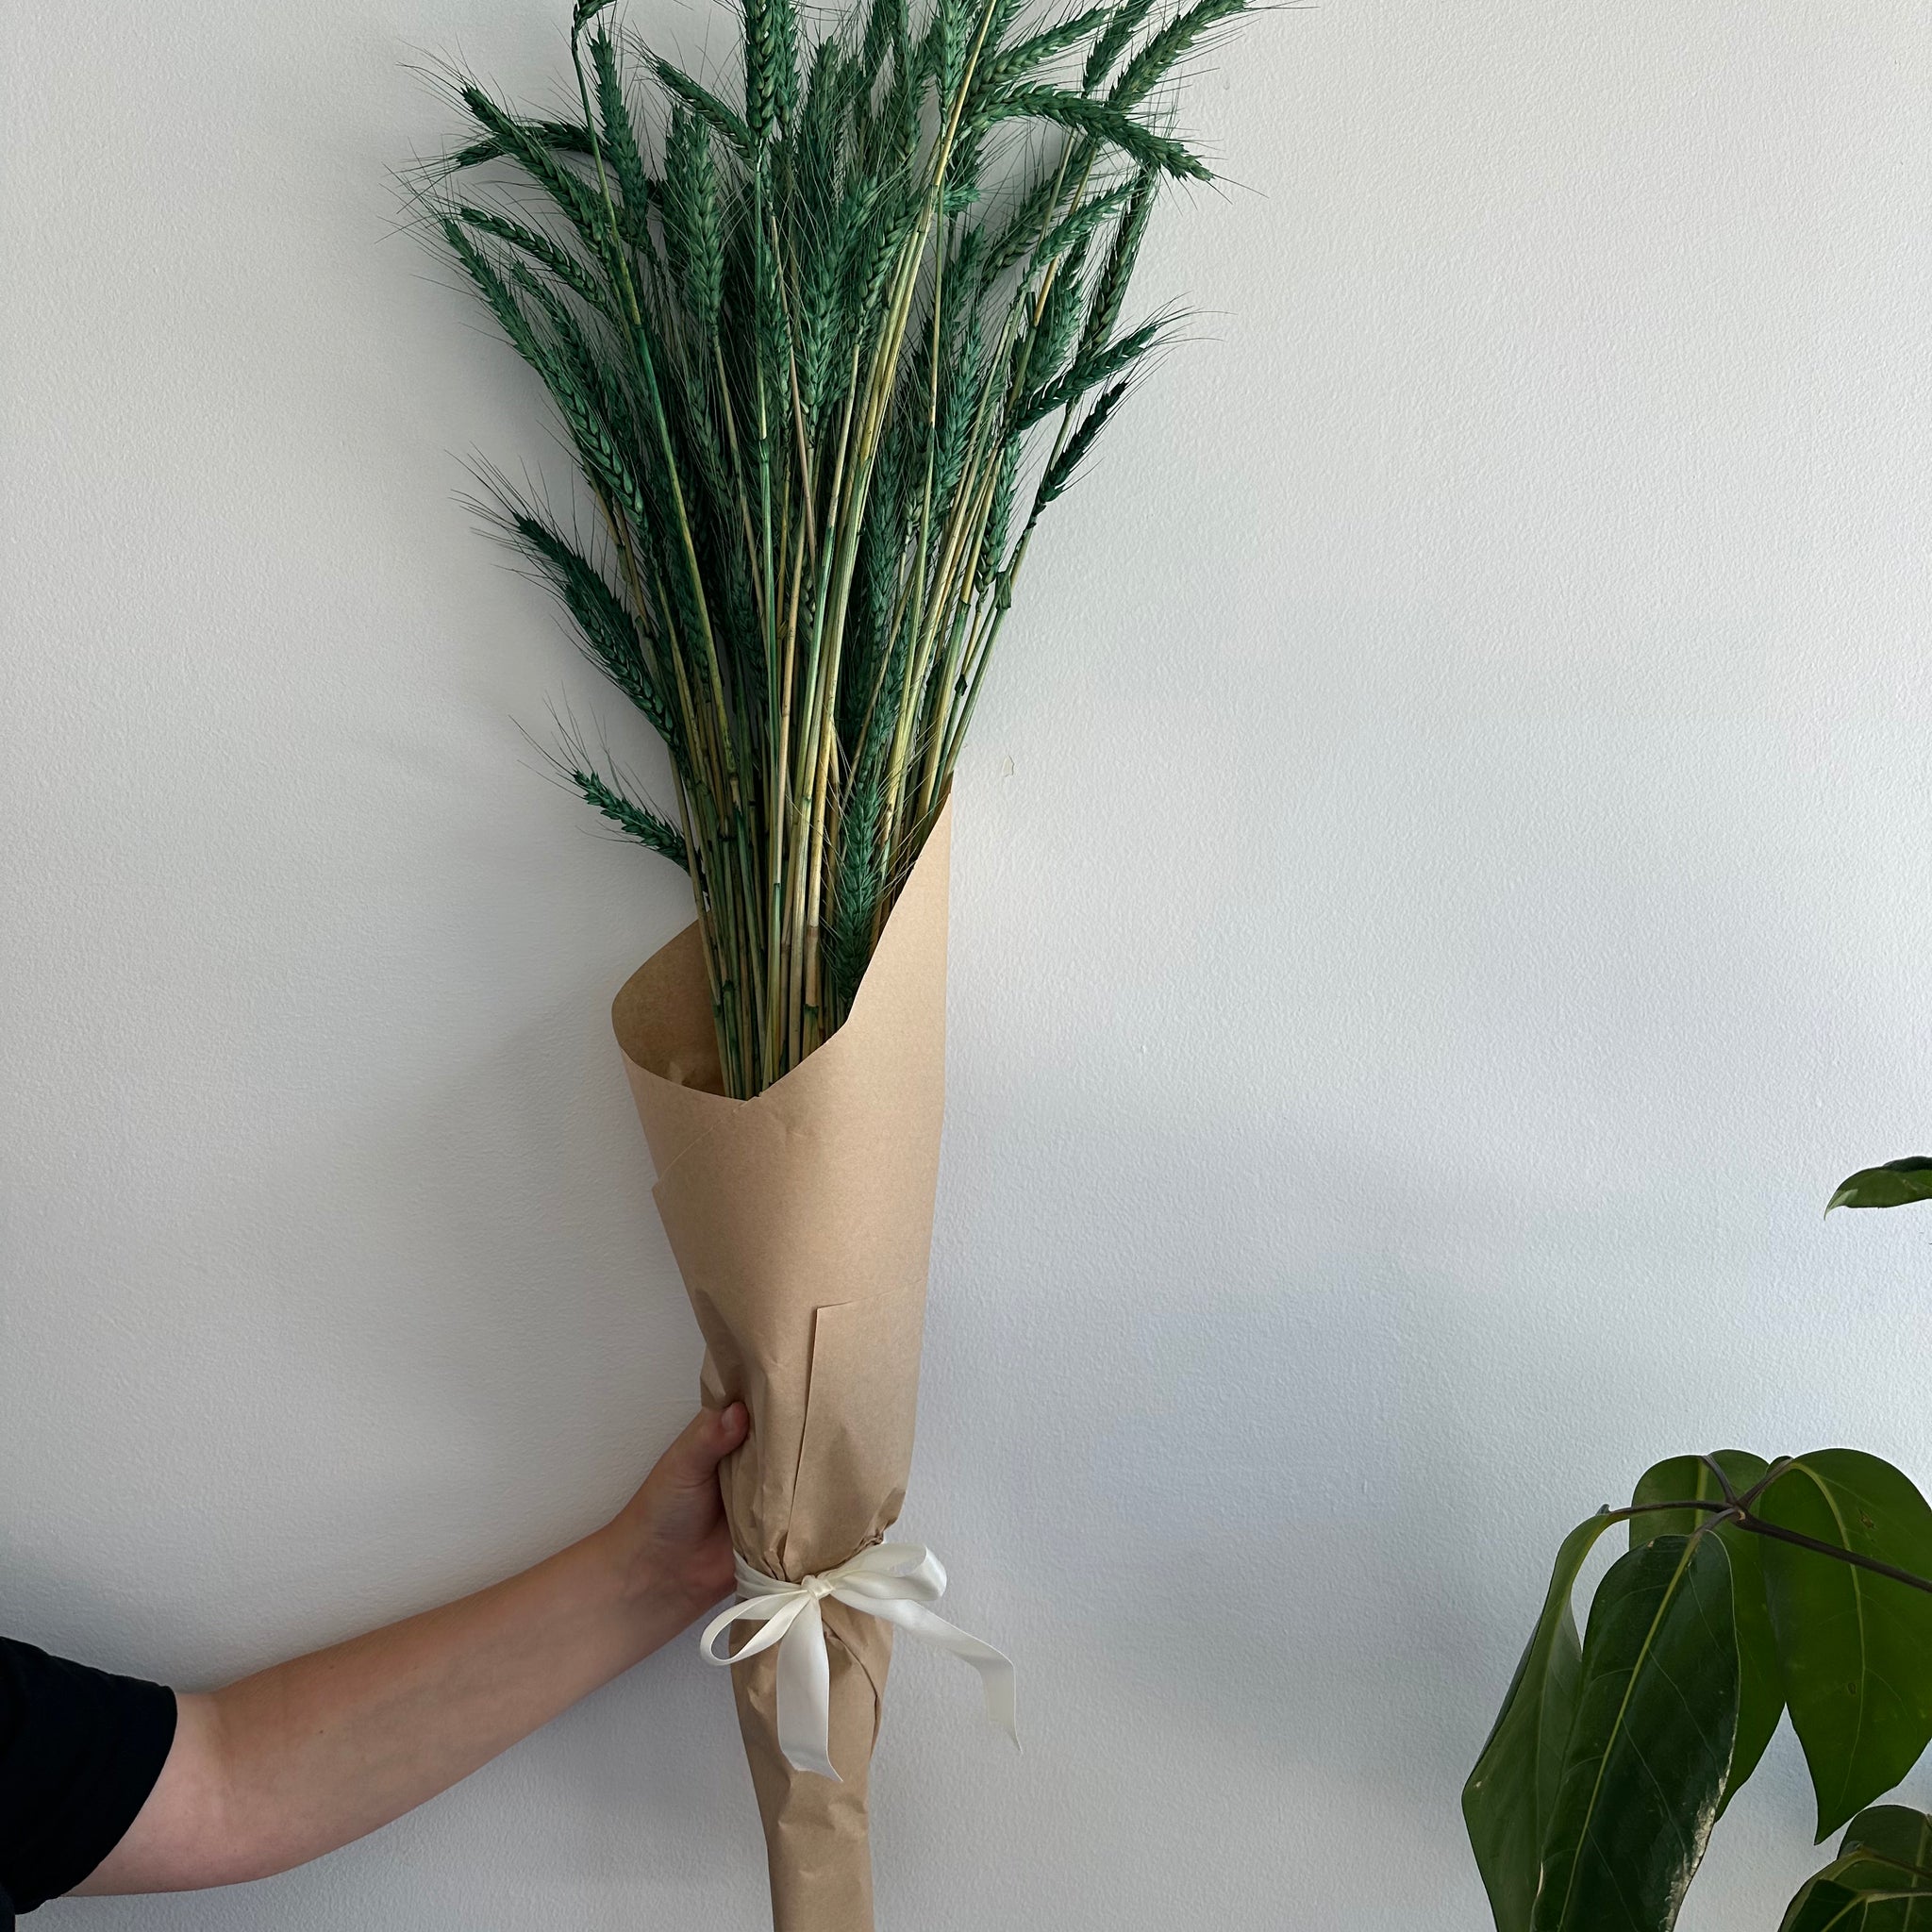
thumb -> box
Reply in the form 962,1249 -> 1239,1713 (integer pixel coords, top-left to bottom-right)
663,1403 -> 748,1487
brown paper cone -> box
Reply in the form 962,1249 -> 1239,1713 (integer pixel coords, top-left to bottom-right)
612,805 -> 952,1932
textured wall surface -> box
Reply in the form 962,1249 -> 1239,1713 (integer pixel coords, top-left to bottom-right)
4,3 -> 1930,1925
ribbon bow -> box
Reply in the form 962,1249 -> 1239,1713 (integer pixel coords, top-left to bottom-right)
698,1542 -> 1018,1780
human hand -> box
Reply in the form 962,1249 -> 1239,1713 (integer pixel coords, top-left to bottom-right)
604,1404 -> 749,1631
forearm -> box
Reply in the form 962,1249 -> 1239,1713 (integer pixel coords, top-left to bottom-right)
79,1523 -> 690,1894
73,1404 -> 745,1900
205,1525 -> 679,1880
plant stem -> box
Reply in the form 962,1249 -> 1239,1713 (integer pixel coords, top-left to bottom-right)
1616,1492 -> 1932,1601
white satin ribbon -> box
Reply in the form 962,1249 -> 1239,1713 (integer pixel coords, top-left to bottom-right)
698,1541 -> 1018,1780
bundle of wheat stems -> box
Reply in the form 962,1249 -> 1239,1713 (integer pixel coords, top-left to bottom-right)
431,0 -> 1241,1096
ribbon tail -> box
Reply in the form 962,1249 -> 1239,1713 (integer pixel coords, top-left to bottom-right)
852,1596 -> 1021,1752
774,1594 -> 841,1781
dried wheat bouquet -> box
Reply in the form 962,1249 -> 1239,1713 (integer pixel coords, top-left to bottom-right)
419,0 -> 1243,1917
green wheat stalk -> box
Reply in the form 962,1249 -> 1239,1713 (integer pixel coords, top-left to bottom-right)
421,0 -> 1246,1095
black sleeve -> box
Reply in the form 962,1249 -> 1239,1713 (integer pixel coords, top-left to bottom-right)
0,1638 -> 177,1919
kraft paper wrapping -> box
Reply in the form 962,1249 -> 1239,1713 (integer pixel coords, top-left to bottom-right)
612,805 -> 951,1932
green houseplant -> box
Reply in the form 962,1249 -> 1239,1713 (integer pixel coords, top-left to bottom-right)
1465,1446 -> 1932,1931
1780,1807 -> 1932,1928
1465,1162 -> 1932,1932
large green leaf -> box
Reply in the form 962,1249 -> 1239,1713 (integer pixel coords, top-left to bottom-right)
1465,1513 -> 1618,1932
1779,1807 -> 1932,1930
1631,1451 -> 1784,1807
1531,1533 -> 1738,1932
1827,1158 -> 1932,1213
1758,1452 -> 1932,1839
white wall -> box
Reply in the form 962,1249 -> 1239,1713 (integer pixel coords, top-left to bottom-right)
4,2 -> 1929,1925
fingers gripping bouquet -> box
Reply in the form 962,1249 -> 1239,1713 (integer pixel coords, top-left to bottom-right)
422,0 -> 1242,1917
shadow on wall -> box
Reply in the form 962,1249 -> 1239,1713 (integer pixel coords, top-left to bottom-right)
913,1058 -> 1848,1831
291,966 -> 709,1578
